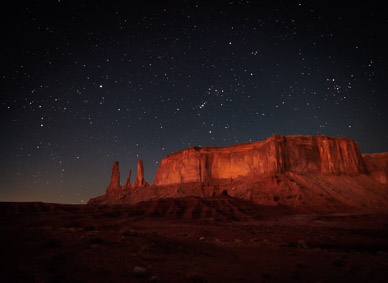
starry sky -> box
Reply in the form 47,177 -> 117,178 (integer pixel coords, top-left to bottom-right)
1,1 -> 387,204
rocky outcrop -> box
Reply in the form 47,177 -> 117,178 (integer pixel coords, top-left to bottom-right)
133,160 -> 149,188
106,161 -> 121,194
124,169 -> 132,189
89,135 -> 388,210
105,160 -> 149,192
363,153 -> 388,184
153,135 -> 367,186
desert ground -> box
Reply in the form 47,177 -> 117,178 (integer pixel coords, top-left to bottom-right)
1,195 -> 388,282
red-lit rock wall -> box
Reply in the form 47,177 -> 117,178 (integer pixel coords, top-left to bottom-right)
133,160 -> 149,188
153,135 -> 368,186
363,153 -> 388,184
106,161 -> 120,194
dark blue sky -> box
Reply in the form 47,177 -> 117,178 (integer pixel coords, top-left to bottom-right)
1,1 -> 387,203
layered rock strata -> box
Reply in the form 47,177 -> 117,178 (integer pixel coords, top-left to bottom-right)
153,135 -> 367,186
363,153 -> 388,184
89,135 -> 388,210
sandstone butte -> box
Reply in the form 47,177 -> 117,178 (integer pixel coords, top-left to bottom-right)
88,135 -> 388,211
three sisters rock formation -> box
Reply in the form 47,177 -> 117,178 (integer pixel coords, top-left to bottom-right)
88,135 -> 388,211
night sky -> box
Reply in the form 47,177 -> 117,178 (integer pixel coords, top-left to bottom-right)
1,1 -> 387,204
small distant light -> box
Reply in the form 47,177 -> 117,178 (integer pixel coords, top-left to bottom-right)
99,85 -> 103,88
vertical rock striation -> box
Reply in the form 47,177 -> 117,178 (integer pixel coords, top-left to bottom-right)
133,160 -> 149,188
363,153 -> 388,184
152,135 -> 368,186
89,135 -> 387,208
106,161 -> 121,194
124,169 -> 132,189
105,160 -> 149,194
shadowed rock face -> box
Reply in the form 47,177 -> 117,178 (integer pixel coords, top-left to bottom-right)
363,153 -> 388,184
124,169 -> 132,189
153,135 -> 368,186
89,135 -> 388,210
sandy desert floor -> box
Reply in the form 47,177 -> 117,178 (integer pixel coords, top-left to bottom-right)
1,195 -> 388,282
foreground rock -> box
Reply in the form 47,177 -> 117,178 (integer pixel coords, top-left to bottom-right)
88,135 -> 388,211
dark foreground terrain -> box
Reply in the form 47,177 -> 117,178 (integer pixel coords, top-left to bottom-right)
1,195 -> 388,282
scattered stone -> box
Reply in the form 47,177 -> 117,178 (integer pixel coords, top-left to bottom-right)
332,259 -> 345,267
297,240 -> 308,249
148,275 -> 160,282
134,266 -> 147,277
89,237 -> 104,245
262,273 -> 271,279
296,263 -> 306,269
83,226 -> 95,231
198,236 -> 205,242
41,239 -> 61,249
260,239 -> 270,246
120,229 -> 137,236
186,271 -> 207,282
139,245 -> 165,261
286,251 -> 297,256
292,270 -> 301,280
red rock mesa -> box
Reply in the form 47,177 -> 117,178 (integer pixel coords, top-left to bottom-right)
89,135 -> 388,210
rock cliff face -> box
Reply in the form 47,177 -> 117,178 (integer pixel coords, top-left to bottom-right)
124,169 -> 132,189
106,161 -> 121,194
89,135 -> 388,210
363,153 -> 388,184
133,160 -> 149,188
104,160 -> 148,196
153,135 -> 367,186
